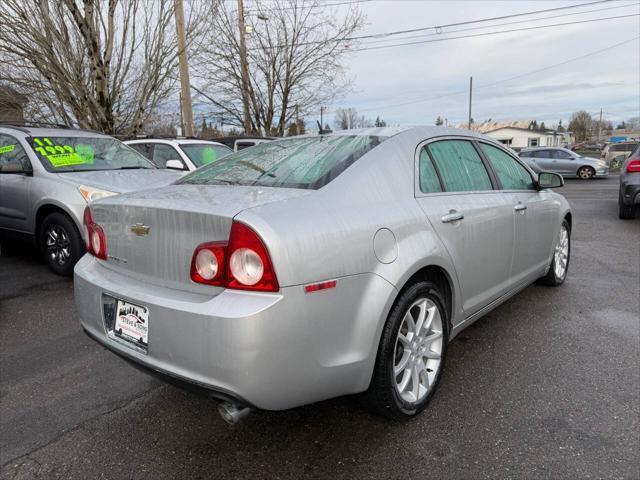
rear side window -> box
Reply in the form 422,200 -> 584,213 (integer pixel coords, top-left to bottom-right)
179,135 -> 386,190
480,143 -> 534,190
129,143 -> 152,159
427,140 -> 492,192
0,134 -> 31,173
418,148 -> 442,193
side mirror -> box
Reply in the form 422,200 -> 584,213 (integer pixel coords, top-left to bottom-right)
538,171 -> 564,189
165,159 -> 185,170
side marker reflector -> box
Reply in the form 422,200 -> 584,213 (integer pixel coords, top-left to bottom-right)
304,280 -> 337,293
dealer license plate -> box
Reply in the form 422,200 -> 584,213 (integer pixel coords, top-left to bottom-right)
114,299 -> 149,349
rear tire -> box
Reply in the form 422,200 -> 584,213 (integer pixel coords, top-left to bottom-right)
619,194 -> 636,219
365,281 -> 448,420
537,219 -> 570,286
39,212 -> 84,276
577,166 -> 595,180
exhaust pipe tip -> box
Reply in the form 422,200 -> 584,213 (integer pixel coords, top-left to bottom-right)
218,402 -> 252,425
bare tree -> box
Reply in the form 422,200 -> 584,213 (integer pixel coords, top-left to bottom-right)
192,0 -> 364,136
335,107 -> 359,130
568,110 -> 593,141
0,0 -> 207,134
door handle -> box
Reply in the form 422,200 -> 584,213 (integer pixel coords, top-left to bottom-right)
514,203 -> 527,212
441,210 -> 464,223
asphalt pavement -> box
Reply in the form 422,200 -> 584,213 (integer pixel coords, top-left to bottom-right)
1,175 -> 638,479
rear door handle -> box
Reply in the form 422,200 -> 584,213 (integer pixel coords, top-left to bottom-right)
514,203 -> 527,212
441,210 -> 464,223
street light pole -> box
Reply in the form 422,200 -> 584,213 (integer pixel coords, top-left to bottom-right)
174,0 -> 194,137
237,0 -> 253,134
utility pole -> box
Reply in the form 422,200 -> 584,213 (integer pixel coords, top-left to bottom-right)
468,76 -> 473,131
295,104 -> 300,135
237,0 -> 253,134
174,0 -> 194,137
597,107 -> 603,142
320,106 -> 325,131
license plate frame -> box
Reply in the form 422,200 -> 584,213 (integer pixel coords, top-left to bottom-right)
113,299 -> 149,350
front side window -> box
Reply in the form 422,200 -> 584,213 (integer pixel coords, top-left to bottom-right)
0,134 -> 31,173
179,135 -> 385,190
128,143 -> 153,159
27,136 -> 154,172
552,149 -> 573,159
480,143 -> 534,190
418,148 -> 442,193
426,140 -> 492,192
152,144 -> 182,167
181,144 -> 233,167
536,150 -> 551,159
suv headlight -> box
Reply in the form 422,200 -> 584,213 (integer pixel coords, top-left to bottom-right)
78,185 -> 118,203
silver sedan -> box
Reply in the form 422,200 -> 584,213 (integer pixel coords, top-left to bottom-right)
519,147 -> 608,179
74,127 -> 571,421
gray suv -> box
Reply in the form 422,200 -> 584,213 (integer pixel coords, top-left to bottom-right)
0,124 -> 182,275
519,147 -> 608,179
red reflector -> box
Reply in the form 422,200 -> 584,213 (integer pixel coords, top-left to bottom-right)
627,160 -> 640,173
304,280 -> 337,293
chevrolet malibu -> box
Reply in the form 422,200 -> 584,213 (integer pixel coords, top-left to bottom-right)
75,127 -> 571,422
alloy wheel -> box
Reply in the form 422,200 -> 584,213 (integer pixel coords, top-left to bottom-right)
554,224 -> 569,280
393,298 -> 444,404
45,224 -> 71,267
578,167 -> 594,179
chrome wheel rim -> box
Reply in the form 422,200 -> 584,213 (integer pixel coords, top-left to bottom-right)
393,298 -> 443,404
554,225 -> 569,280
45,224 -> 71,266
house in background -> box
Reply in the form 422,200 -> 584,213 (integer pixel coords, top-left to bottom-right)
457,120 -> 574,150
0,85 -> 28,122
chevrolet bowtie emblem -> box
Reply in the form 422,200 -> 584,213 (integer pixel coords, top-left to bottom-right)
130,223 -> 150,236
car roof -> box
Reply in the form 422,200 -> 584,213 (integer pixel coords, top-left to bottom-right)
125,138 -> 228,147
0,125 -> 110,138
287,125 -> 491,142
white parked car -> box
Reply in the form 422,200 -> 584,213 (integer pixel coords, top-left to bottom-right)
125,138 -> 233,172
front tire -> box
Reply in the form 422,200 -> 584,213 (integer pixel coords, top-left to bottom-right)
366,281 -> 448,420
577,166 -> 595,180
39,212 -> 84,276
538,219 -> 570,286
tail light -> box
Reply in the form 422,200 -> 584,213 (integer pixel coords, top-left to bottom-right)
83,207 -> 107,260
626,159 -> 640,173
190,221 -> 279,292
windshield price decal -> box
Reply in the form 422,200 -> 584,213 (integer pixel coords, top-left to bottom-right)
33,138 -> 93,167
0,145 -> 15,154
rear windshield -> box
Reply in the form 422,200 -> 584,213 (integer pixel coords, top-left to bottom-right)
181,143 -> 233,167
178,135 -> 385,189
28,136 -> 155,172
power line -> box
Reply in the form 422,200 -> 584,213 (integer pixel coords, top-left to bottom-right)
348,36 -> 640,113
250,0 -> 618,49
350,13 -> 639,52
356,2 -> 638,47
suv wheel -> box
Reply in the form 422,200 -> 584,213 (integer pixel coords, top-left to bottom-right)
619,193 -> 636,219
40,212 -> 84,276
366,281 -> 448,420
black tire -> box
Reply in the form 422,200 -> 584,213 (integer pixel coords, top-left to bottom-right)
537,219 -> 570,286
39,212 -> 84,276
619,194 -> 636,220
365,281 -> 449,421
577,166 -> 595,180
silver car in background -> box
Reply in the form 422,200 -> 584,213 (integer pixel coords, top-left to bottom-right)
75,127 -> 571,421
519,146 -> 608,179
0,125 -> 182,275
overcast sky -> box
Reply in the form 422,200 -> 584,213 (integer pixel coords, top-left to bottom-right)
328,0 -> 640,128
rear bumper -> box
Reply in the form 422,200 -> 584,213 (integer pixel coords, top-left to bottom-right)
74,255 -> 396,410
